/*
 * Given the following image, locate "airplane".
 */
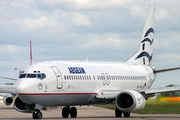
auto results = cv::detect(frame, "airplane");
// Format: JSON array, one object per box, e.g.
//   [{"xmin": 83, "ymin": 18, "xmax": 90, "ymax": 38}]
[
  {"xmin": 0, "ymin": 41, "xmax": 33, "ymax": 106},
  {"xmin": 0, "ymin": 83, "xmax": 16, "ymax": 105},
  {"xmin": 0, "ymin": 76, "xmax": 17, "ymax": 106},
  {"xmin": 13, "ymin": 4, "xmax": 180, "ymax": 119}
]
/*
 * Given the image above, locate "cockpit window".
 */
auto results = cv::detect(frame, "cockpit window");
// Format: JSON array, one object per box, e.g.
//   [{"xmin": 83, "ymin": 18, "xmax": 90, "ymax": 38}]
[
  {"xmin": 19, "ymin": 73, "xmax": 46, "ymax": 80},
  {"xmin": 37, "ymin": 73, "xmax": 46, "ymax": 80},
  {"xmin": 27, "ymin": 74, "xmax": 37, "ymax": 78},
  {"xmin": 19, "ymin": 74, "xmax": 26, "ymax": 78}
]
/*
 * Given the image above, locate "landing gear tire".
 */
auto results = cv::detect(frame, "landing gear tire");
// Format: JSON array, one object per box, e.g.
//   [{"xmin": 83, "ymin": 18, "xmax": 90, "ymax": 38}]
[
  {"xmin": 115, "ymin": 108, "xmax": 122, "ymax": 117},
  {"xmin": 70, "ymin": 107, "xmax": 77, "ymax": 118},
  {"xmin": 123, "ymin": 112, "xmax": 130, "ymax": 117},
  {"xmin": 32, "ymin": 110, "xmax": 42, "ymax": 119},
  {"xmin": 62, "ymin": 106, "xmax": 77, "ymax": 118},
  {"xmin": 62, "ymin": 107, "xmax": 69, "ymax": 118}
]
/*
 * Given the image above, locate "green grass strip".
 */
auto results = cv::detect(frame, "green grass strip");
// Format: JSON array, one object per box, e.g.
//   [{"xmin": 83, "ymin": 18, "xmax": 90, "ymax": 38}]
[{"xmin": 95, "ymin": 98, "xmax": 180, "ymax": 114}]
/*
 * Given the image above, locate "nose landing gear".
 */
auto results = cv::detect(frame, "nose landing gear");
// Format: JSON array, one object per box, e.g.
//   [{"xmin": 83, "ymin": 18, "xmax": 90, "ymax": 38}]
[{"xmin": 32, "ymin": 110, "xmax": 42, "ymax": 119}]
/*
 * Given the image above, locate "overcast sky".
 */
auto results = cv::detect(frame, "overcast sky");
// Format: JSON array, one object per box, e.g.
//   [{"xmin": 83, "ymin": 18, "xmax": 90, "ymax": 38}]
[{"xmin": 0, "ymin": 0, "xmax": 180, "ymax": 88}]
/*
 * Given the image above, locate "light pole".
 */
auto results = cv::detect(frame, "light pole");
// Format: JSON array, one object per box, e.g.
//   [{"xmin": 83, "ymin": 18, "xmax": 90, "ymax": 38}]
[{"xmin": 14, "ymin": 68, "xmax": 18, "ymax": 78}]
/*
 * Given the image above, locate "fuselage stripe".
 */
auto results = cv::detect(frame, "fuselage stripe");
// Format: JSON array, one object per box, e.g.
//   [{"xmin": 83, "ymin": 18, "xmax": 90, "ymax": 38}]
[{"xmin": 18, "ymin": 93, "xmax": 97, "ymax": 95}]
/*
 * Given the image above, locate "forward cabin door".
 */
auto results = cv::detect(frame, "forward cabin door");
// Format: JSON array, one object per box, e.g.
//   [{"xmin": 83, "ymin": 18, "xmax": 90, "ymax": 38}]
[
  {"xmin": 102, "ymin": 73, "xmax": 110, "ymax": 85},
  {"xmin": 51, "ymin": 66, "xmax": 63, "ymax": 89}
]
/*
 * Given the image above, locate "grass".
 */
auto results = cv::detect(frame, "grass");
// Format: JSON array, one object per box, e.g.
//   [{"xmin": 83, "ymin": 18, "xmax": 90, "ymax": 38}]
[{"xmin": 95, "ymin": 98, "xmax": 180, "ymax": 114}]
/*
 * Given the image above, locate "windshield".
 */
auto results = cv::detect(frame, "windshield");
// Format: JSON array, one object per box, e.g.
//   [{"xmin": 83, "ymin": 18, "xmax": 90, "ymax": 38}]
[
  {"xmin": 37, "ymin": 74, "xmax": 46, "ymax": 80},
  {"xmin": 19, "ymin": 74, "xmax": 26, "ymax": 78},
  {"xmin": 27, "ymin": 74, "xmax": 37, "ymax": 78},
  {"xmin": 19, "ymin": 73, "xmax": 46, "ymax": 80}
]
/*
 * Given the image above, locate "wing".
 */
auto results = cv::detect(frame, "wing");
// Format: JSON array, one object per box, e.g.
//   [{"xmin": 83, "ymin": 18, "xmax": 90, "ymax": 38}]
[
  {"xmin": 0, "ymin": 76, "xmax": 17, "ymax": 81},
  {"xmin": 154, "ymin": 67, "xmax": 180, "ymax": 73},
  {"xmin": 0, "ymin": 85, "xmax": 17, "ymax": 95},
  {"xmin": 96, "ymin": 86, "xmax": 180, "ymax": 100}
]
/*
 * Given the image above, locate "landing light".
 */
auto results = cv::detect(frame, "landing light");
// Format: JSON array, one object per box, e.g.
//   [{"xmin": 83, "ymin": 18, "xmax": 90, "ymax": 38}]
[{"xmin": 98, "ymin": 92, "xmax": 103, "ymax": 96}]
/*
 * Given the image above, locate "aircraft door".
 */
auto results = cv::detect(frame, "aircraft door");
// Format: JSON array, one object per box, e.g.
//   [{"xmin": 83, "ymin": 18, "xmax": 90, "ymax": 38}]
[
  {"xmin": 105, "ymin": 73, "xmax": 110, "ymax": 85},
  {"xmin": 51, "ymin": 66, "xmax": 63, "ymax": 89},
  {"xmin": 102, "ymin": 73, "xmax": 110, "ymax": 85}
]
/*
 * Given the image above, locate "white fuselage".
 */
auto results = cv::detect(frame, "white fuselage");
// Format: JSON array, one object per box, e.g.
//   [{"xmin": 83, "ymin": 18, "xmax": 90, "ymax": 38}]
[{"xmin": 16, "ymin": 61, "xmax": 156, "ymax": 106}]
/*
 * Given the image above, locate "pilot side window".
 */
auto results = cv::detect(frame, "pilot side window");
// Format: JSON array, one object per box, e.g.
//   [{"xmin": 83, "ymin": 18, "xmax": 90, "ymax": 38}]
[
  {"xmin": 19, "ymin": 74, "xmax": 26, "ymax": 78},
  {"xmin": 37, "ymin": 73, "xmax": 46, "ymax": 80}
]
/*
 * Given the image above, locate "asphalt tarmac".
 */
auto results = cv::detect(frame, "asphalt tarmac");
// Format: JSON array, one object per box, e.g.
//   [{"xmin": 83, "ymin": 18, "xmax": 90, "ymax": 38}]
[{"xmin": 0, "ymin": 101, "xmax": 180, "ymax": 120}]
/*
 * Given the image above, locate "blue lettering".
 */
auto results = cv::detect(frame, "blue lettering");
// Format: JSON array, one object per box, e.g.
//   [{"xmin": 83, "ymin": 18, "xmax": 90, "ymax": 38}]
[
  {"xmin": 68, "ymin": 67, "xmax": 86, "ymax": 74},
  {"xmin": 68, "ymin": 67, "xmax": 73, "ymax": 74},
  {"xmin": 80, "ymin": 68, "xmax": 85, "ymax": 74}
]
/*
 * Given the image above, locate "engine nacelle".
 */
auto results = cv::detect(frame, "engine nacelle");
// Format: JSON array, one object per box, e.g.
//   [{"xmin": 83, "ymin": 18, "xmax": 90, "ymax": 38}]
[
  {"xmin": 115, "ymin": 90, "xmax": 146, "ymax": 112},
  {"xmin": 13, "ymin": 96, "xmax": 35, "ymax": 113},
  {"xmin": 3, "ymin": 96, "xmax": 13, "ymax": 106}
]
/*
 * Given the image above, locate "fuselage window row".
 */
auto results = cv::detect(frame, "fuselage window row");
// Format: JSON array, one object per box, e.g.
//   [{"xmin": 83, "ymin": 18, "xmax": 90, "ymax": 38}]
[
  {"xmin": 64, "ymin": 75, "xmax": 92, "ymax": 80},
  {"xmin": 97, "ymin": 75, "xmax": 146, "ymax": 80},
  {"xmin": 64, "ymin": 75, "xmax": 146, "ymax": 81}
]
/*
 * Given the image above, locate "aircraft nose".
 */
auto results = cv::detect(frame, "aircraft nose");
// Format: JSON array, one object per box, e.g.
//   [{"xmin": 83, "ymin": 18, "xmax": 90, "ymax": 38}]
[{"xmin": 16, "ymin": 79, "xmax": 33, "ymax": 94}]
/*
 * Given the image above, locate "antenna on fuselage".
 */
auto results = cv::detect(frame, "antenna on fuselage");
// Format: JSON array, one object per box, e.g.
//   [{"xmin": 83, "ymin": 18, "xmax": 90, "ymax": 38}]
[{"xmin": 30, "ymin": 41, "xmax": 33, "ymax": 66}]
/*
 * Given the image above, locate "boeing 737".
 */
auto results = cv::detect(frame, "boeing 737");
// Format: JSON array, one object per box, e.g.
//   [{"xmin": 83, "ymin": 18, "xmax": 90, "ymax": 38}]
[
  {"xmin": 0, "ymin": 41, "xmax": 33, "ymax": 106},
  {"xmin": 14, "ymin": 4, "xmax": 180, "ymax": 119},
  {"xmin": 0, "ymin": 84, "xmax": 16, "ymax": 105}
]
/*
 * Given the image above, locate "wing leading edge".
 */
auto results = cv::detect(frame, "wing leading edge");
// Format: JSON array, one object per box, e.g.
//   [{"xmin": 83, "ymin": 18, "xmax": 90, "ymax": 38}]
[
  {"xmin": 96, "ymin": 86, "xmax": 180, "ymax": 100},
  {"xmin": 154, "ymin": 67, "xmax": 180, "ymax": 73}
]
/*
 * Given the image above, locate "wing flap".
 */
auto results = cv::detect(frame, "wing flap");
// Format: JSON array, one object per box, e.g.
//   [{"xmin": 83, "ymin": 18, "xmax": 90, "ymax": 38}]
[{"xmin": 143, "ymin": 86, "xmax": 180, "ymax": 94}]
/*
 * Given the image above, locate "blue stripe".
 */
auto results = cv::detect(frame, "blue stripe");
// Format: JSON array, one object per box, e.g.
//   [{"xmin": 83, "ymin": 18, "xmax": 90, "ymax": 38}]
[
  {"xmin": 135, "ymin": 52, "xmax": 153, "ymax": 62},
  {"xmin": 141, "ymin": 38, "xmax": 154, "ymax": 45},
  {"xmin": 144, "ymin": 28, "xmax": 154, "ymax": 37}
]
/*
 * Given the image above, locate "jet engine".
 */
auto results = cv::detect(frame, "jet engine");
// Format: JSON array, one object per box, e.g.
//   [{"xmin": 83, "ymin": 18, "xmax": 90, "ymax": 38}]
[
  {"xmin": 3, "ymin": 96, "xmax": 13, "ymax": 106},
  {"xmin": 115, "ymin": 90, "xmax": 146, "ymax": 112},
  {"xmin": 13, "ymin": 96, "xmax": 35, "ymax": 113}
]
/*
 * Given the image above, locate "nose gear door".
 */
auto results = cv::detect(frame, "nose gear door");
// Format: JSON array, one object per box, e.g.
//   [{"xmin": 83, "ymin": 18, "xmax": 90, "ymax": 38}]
[{"xmin": 51, "ymin": 66, "xmax": 63, "ymax": 89}]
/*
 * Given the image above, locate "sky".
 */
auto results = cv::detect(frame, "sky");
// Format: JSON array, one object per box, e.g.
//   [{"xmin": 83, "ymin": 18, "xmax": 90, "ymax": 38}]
[{"xmin": 0, "ymin": 0, "xmax": 180, "ymax": 88}]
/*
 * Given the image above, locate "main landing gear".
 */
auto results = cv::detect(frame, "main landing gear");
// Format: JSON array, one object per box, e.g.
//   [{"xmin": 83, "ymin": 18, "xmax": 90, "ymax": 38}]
[
  {"xmin": 32, "ymin": 106, "xmax": 77, "ymax": 119},
  {"xmin": 115, "ymin": 108, "xmax": 131, "ymax": 118},
  {"xmin": 62, "ymin": 106, "xmax": 77, "ymax": 118}
]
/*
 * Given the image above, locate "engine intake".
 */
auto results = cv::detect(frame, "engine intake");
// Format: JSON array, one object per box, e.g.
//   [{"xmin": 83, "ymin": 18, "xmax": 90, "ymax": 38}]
[
  {"xmin": 115, "ymin": 90, "xmax": 146, "ymax": 112},
  {"xmin": 3, "ymin": 97, "xmax": 13, "ymax": 106},
  {"xmin": 13, "ymin": 96, "xmax": 35, "ymax": 113}
]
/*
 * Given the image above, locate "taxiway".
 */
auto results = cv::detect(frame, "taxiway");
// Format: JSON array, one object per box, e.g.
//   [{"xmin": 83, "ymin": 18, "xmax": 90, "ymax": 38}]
[{"xmin": 0, "ymin": 101, "xmax": 180, "ymax": 120}]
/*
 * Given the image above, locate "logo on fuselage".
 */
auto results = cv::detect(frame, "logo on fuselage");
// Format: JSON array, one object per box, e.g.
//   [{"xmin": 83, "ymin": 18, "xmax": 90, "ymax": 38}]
[
  {"xmin": 68, "ymin": 67, "xmax": 86, "ymax": 74},
  {"xmin": 38, "ymin": 83, "xmax": 43, "ymax": 90}
]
